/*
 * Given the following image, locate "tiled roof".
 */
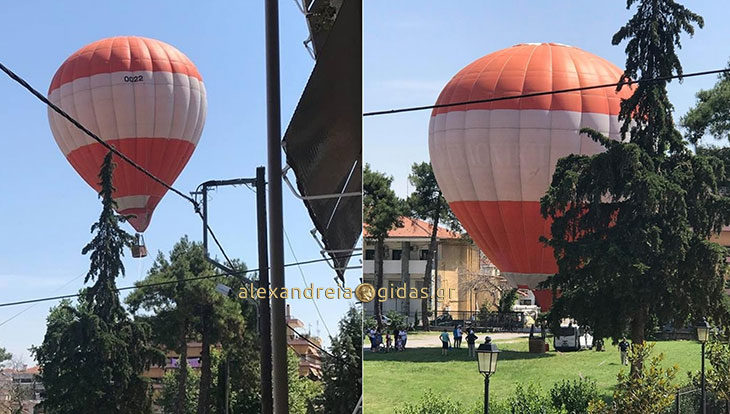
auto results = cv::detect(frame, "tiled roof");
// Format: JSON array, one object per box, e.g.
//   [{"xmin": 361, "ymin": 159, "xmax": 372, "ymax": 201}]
[{"xmin": 364, "ymin": 217, "xmax": 461, "ymax": 239}]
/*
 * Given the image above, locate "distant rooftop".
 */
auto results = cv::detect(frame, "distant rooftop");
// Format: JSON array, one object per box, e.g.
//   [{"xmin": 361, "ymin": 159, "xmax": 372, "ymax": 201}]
[{"xmin": 364, "ymin": 217, "xmax": 461, "ymax": 240}]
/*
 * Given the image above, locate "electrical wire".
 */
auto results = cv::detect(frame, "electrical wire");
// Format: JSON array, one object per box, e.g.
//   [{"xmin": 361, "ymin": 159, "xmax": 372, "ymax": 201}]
[
  {"xmin": 0, "ymin": 61, "xmax": 199, "ymax": 208},
  {"xmin": 0, "ymin": 272, "xmax": 85, "ymax": 328},
  {"xmin": 287, "ymin": 323, "xmax": 336, "ymax": 359},
  {"xmin": 0, "ymin": 59, "xmax": 357, "ymax": 367},
  {"xmin": 284, "ymin": 228, "xmax": 333, "ymax": 339},
  {"xmin": 363, "ymin": 67, "xmax": 730, "ymax": 117},
  {"xmin": 0, "ymin": 254, "xmax": 361, "ymax": 309}
]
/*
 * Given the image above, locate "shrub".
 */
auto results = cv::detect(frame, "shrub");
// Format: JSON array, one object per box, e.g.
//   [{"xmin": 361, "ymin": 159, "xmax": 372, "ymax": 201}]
[
  {"xmin": 498, "ymin": 288, "xmax": 518, "ymax": 313},
  {"xmin": 385, "ymin": 310, "xmax": 408, "ymax": 330},
  {"xmin": 590, "ymin": 343, "xmax": 678, "ymax": 413},
  {"xmin": 394, "ymin": 389, "xmax": 481, "ymax": 414},
  {"xmin": 550, "ymin": 378, "xmax": 599, "ymax": 414},
  {"xmin": 364, "ymin": 316, "xmax": 377, "ymax": 332}
]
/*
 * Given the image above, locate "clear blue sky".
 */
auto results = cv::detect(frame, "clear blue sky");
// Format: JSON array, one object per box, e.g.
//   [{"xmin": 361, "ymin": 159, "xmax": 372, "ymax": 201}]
[
  {"xmin": 364, "ymin": 1, "xmax": 730, "ymax": 197},
  {"xmin": 0, "ymin": 1, "xmax": 359, "ymax": 361}
]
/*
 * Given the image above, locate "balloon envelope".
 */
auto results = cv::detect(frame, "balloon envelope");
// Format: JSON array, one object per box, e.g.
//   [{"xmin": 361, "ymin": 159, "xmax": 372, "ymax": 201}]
[
  {"xmin": 429, "ymin": 43, "xmax": 631, "ymax": 289},
  {"xmin": 48, "ymin": 36, "xmax": 207, "ymax": 232}
]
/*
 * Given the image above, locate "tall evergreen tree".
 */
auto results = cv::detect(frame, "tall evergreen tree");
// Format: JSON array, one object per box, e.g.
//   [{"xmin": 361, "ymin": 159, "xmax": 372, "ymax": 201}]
[
  {"xmin": 364, "ymin": 164, "xmax": 405, "ymax": 330},
  {"xmin": 540, "ymin": 0, "xmax": 730, "ymax": 357},
  {"xmin": 407, "ymin": 162, "xmax": 461, "ymax": 329},
  {"xmin": 33, "ymin": 152, "xmax": 161, "ymax": 413},
  {"xmin": 319, "ymin": 305, "xmax": 362, "ymax": 413}
]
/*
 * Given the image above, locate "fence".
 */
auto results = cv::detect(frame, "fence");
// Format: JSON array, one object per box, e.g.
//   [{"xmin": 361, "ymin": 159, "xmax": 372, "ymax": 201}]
[
  {"xmin": 430, "ymin": 310, "xmax": 525, "ymax": 331},
  {"xmin": 667, "ymin": 387, "xmax": 729, "ymax": 414}
]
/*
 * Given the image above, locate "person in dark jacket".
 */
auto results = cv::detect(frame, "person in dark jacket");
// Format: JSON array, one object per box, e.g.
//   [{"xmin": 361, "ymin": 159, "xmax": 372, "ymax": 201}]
[{"xmin": 466, "ymin": 328, "xmax": 479, "ymax": 357}]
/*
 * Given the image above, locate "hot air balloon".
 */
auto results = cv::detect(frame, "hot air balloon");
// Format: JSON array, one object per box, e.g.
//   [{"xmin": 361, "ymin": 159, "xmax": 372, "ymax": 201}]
[
  {"xmin": 428, "ymin": 43, "xmax": 632, "ymax": 310},
  {"xmin": 48, "ymin": 36, "xmax": 207, "ymax": 256}
]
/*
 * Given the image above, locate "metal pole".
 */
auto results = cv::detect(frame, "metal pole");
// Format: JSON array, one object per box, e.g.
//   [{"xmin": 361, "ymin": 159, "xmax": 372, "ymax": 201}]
[
  {"xmin": 484, "ymin": 375, "xmax": 489, "ymax": 414},
  {"xmin": 265, "ymin": 0, "xmax": 288, "ymax": 411},
  {"xmin": 702, "ymin": 341, "xmax": 706, "ymax": 414},
  {"xmin": 256, "ymin": 166, "xmax": 273, "ymax": 414},
  {"xmin": 675, "ymin": 391, "xmax": 679, "ymax": 414},
  {"xmin": 202, "ymin": 185, "xmax": 208, "ymax": 250},
  {"xmin": 224, "ymin": 354, "xmax": 230, "ymax": 414}
]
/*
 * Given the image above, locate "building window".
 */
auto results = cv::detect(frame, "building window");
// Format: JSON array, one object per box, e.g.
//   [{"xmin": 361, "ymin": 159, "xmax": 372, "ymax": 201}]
[
  {"xmin": 392, "ymin": 249, "xmax": 402, "ymax": 260},
  {"xmin": 420, "ymin": 249, "xmax": 430, "ymax": 260},
  {"xmin": 365, "ymin": 249, "xmax": 375, "ymax": 260}
]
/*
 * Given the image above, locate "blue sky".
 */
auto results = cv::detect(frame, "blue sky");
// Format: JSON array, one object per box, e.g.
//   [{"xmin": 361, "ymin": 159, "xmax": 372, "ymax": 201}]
[
  {"xmin": 0, "ymin": 1, "xmax": 359, "ymax": 360},
  {"xmin": 364, "ymin": 1, "xmax": 730, "ymax": 197}
]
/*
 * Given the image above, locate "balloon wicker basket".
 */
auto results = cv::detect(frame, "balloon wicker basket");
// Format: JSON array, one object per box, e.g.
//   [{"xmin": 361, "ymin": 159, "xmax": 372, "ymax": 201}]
[{"xmin": 131, "ymin": 234, "xmax": 147, "ymax": 258}]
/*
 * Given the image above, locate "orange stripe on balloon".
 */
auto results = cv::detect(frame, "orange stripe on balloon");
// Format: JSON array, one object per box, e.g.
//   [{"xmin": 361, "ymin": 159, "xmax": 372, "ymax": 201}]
[
  {"xmin": 432, "ymin": 43, "xmax": 631, "ymax": 116},
  {"xmin": 449, "ymin": 200, "xmax": 558, "ymax": 276},
  {"xmin": 66, "ymin": 138, "xmax": 196, "ymax": 232},
  {"xmin": 49, "ymin": 36, "xmax": 203, "ymax": 93}
]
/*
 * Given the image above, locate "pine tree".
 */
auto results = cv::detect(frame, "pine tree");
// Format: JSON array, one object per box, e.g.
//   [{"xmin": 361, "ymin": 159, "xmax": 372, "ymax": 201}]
[
  {"xmin": 33, "ymin": 152, "xmax": 161, "ymax": 413},
  {"xmin": 407, "ymin": 162, "xmax": 461, "ymax": 330},
  {"xmin": 540, "ymin": 0, "xmax": 730, "ymax": 359},
  {"xmin": 364, "ymin": 164, "xmax": 405, "ymax": 330}
]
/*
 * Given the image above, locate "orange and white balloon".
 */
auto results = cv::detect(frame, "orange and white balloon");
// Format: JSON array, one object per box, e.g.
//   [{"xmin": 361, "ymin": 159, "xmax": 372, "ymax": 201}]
[
  {"xmin": 429, "ymin": 43, "xmax": 631, "ymax": 306},
  {"xmin": 48, "ymin": 36, "xmax": 206, "ymax": 232}
]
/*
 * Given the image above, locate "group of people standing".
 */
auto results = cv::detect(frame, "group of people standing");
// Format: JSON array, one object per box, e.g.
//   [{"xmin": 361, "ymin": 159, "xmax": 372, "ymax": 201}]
[
  {"xmin": 367, "ymin": 327, "xmax": 408, "ymax": 352},
  {"xmin": 439, "ymin": 325, "xmax": 479, "ymax": 356}
]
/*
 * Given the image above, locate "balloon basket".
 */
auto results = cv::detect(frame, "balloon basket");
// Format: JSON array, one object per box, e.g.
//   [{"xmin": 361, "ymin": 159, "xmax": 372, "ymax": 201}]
[{"xmin": 131, "ymin": 234, "xmax": 147, "ymax": 258}]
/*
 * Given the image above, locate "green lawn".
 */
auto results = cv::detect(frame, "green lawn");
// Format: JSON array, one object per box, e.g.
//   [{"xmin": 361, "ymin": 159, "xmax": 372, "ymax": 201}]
[{"xmin": 363, "ymin": 338, "xmax": 702, "ymax": 413}]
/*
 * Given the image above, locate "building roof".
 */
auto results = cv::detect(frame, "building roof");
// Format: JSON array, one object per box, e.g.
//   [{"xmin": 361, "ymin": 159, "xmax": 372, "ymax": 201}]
[{"xmin": 364, "ymin": 217, "xmax": 461, "ymax": 240}]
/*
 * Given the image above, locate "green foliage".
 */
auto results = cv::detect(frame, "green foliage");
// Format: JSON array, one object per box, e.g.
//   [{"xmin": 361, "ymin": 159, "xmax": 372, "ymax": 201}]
[
  {"xmin": 406, "ymin": 162, "xmax": 460, "ymax": 232},
  {"xmin": 126, "ymin": 237, "xmax": 251, "ymax": 413},
  {"xmin": 33, "ymin": 153, "xmax": 161, "ymax": 414},
  {"xmin": 363, "ymin": 164, "xmax": 404, "ymax": 241},
  {"xmin": 288, "ymin": 349, "xmax": 322, "ymax": 414},
  {"xmin": 706, "ymin": 339, "xmax": 730, "ymax": 402},
  {"xmin": 540, "ymin": 0, "xmax": 730, "ymax": 346},
  {"xmin": 364, "ymin": 164, "xmax": 405, "ymax": 329},
  {"xmin": 477, "ymin": 302, "xmax": 491, "ymax": 326},
  {"xmin": 385, "ymin": 310, "xmax": 408, "ymax": 330},
  {"xmin": 364, "ymin": 316, "xmax": 377, "ymax": 332},
  {"xmin": 407, "ymin": 162, "xmax": 462, "ymax": 329},
  {"xmin": 498, "ymin": 289, "xmax": 518, "ymax": 313},
  {"xmin": 320, "ymin": 305, "xmax": 362, "ymax": 414},
  {"xmin": 394, "ymin": 389, "xmax": 480, "ymax": 414},
  {"xmin": 592, "ymin": 343, "xmax": 678, "ymax": 413},
  {"xmin": 549, "ymin": 378, "xmax": 599, "ymax": 414},
  {"xmin": 612, "ymin": 0, "xmax": 703, "ymax": 156},
  {"xmin": 498, "ymin": 383, "xmax": 560, "ymax": 414},
  {"xmin": 682, "ymin": 67, "xmax": 730, "ymax": 144},
  {"xmin": 81, "ymin": 152, "xmax": 135, "ymax": 322},
  {"xmin": 0, "ymin": 347, "xmax": 11, "ymax": 366},
  {"xmin": 159, "ymin": 366, "xmax": 201, "ymax": 414}
]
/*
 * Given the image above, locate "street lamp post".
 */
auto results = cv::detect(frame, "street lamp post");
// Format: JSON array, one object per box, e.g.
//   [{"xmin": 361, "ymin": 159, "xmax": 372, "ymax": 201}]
[
  {"xmin": 476, "ymin": 336, "xmax": 500, "ymax": 414},
  {"xmin": 697, "ymin": 318, "xmax": 711, "ymax": 414}
]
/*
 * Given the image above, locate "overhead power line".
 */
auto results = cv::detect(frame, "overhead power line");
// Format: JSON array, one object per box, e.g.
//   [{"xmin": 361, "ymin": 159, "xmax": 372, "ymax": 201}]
[
  {"xmin": 0, "ymin": 61, "xmax": 199, "ymax": 208},
  {"xmin": 0, "ymin": 253, "xmax": 362, "ymax": 309},
  {"xmin": 363, "ymin": 68, "xmax": 730, "ymax": 117},
  {"xmin": 286, "ymin": 322, "xmax": 336, "ymax": 360},
  {"xmin": 284, "ymin": 228, "xmax": 333, "ymax": 339}
]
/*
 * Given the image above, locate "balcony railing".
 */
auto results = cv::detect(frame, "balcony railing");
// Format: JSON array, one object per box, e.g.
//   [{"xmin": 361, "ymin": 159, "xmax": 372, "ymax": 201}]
[{"xmin": 363, "ymin": 259, "xmax": 428, "ymax": 275}]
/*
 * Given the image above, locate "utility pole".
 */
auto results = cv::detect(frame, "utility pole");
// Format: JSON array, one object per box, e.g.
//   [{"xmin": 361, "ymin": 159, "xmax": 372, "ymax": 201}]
[
  {"xmin": 265, "ymin": 0, "xmax": 288, "ymax": 412},
  {"xmin": 257, "ymin": 167, "xmax": 274, "ymax": 414}
]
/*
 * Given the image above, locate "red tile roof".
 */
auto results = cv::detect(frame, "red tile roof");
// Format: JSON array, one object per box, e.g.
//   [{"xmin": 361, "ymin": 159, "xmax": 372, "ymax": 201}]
[{"xmin": 364, "ymin": 217, "xmax": 461, "ymax": 240}]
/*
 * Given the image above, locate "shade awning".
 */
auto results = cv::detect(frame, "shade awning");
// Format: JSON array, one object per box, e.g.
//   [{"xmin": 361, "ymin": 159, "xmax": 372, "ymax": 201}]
[{"xmin": 282, "ymin": 0, "xmax": 362, "ymax": 282}]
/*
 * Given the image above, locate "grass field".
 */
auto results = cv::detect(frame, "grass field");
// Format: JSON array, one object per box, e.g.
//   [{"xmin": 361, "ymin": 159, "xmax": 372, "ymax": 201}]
[{"xmin": 363, "ymin": 336, "xmax": 702, "ymax": 413}]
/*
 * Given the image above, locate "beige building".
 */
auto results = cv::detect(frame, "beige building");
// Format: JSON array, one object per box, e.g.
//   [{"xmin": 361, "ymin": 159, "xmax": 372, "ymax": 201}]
[
  {"xmin": 286, "ymin": 305, "xmax": 323, "ymax": 379},
  {"xmin": 363, "ymin": 217, "xmax": 502, "ymax": 323}
]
